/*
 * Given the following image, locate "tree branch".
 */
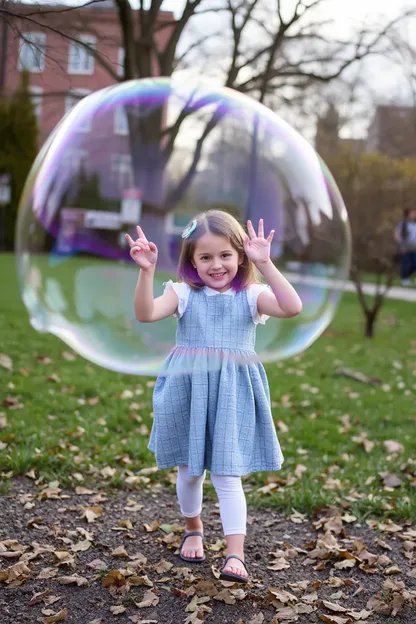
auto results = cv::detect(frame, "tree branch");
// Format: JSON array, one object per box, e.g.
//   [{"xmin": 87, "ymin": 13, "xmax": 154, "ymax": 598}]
[
  {"xmin": 158, "ymin": 0, "xmax": 203, "ymax": 76},
  {"xmin": 0, "ymin": 0, "xmax": 108, "ymax": 18}
]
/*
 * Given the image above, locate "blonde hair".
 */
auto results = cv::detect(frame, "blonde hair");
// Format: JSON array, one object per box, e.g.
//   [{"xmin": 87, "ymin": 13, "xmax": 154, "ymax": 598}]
[{"xmin": 177, "ymin": 210, "xmax": 261, "ymax": 291}]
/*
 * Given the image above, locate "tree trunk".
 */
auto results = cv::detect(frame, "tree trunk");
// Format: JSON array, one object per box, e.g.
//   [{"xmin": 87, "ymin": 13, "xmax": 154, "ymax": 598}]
[{"xmin": 365, "ymin": 310, "xmax": 377, "ymax": 338}]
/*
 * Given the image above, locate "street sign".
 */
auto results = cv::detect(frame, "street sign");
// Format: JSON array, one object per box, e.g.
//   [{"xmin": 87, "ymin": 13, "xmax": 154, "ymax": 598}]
[
  {"xmin": 84, "ymin": 211, "xmax": 121, "ymax": 230},
  {"xmin": 121, "ymin": 189, "xmax": 142, "ymax": 224}
]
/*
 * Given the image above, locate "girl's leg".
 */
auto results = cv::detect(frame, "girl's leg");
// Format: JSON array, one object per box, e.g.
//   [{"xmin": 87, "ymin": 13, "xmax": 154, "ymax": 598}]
[
  {"xmin": 176, "ymin": 465, "xmax": 206, "ymax": 559},
  {"xmin": 210, "ymin": 474, "xmax": 248, "ymax": 578}
]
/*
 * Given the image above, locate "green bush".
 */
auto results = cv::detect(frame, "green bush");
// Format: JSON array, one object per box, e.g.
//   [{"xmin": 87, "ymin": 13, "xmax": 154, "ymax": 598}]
[{"xmin": 0, "ymin": 70, "xmax": 38, "ymax": 249}]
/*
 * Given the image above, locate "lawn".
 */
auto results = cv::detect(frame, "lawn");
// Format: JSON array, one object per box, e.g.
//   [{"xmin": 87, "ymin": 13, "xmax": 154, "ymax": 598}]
[{"xmin": 1, "ymin": 252, "xmax": 415, "ymax": 521}]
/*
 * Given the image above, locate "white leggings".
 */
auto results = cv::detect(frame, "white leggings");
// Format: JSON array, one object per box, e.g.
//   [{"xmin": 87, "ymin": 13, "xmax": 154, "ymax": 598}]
[{"xmin": 176, "ymin": 465, "xmax": 247, "ymax": 536}]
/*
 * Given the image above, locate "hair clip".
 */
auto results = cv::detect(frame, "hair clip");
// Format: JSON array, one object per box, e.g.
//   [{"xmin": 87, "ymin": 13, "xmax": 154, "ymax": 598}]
[{"xmin": 181, "ymin": 219, "xmax": 197, "ymax": 239}]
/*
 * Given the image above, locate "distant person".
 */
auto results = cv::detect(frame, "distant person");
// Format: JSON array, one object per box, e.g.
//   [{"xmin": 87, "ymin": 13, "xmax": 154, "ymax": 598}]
[{"xmin": 394, "ymin": 209, "xmax": 416, "ymax": 286}]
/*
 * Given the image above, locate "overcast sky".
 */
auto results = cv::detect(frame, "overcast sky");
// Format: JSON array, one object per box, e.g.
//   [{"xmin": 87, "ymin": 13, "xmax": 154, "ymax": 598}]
[
  {"xmin": 29, "ymin": 0, "xmax": 416, "ymax": 137},
  {"xmin": 161, "ymin": 0, "xmax": 416, "ymax": 137}
]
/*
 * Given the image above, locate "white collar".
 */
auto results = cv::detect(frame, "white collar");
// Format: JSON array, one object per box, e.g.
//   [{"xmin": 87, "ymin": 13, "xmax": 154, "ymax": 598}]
[{"xmin": 203, "ymin": 285, "xmax": 234, "ymax": 296}]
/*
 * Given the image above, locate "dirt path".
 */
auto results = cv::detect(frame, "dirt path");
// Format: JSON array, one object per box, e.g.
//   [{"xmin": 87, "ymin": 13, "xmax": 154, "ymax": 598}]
[{"xmin": 0, "ymin": 478, "xmax": 415, "ymax": 624}]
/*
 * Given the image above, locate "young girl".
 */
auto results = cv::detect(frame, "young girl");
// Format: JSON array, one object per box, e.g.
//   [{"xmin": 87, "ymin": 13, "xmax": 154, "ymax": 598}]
[{"xmin": 125, "ymin": 210, "xmax": 302, "ymax": 584}]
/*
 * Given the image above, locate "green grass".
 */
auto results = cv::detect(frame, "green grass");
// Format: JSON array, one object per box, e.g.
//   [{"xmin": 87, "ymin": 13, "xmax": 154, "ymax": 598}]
[
  {"xmin": 357, "ymin": 270, "xmax": 416, "ymax": 288},
  {"xmin": 1, "ymin": 253, "xmax": 415, "ymax": 521}
]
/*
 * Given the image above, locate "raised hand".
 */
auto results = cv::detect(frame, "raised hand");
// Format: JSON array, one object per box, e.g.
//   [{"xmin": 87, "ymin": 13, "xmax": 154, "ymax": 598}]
[
  {"xmin": 125, "ymin": 225, "xmax": 158, "ymax": 270},
  {"xmin": 244, "ymin": 219, "xmax": 275, "ymax": 265}
]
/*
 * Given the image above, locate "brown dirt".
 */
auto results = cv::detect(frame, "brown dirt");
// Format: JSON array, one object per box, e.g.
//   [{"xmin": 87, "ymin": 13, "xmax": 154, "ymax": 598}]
[{"xmin": 0, "ymin": 477, "xmax": 415, "ymax": 624}]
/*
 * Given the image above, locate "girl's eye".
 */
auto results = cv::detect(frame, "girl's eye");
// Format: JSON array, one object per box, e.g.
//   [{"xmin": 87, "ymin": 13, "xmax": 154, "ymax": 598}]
[{"xmin": 222, "ymin": 254, "xmax": 231, "ymax": 258}]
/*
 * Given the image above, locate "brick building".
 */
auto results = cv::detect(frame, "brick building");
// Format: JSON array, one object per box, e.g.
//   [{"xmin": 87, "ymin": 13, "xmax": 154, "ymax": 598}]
[
  {"xmin": 0, "ymin": 1, "xmax": 173, "ymax": 178},
  {"xmin": 0, "ymin": 1, "xmax": 182, "ymax": 267},
  {"xmin": 366, "ymin": 105, "xmax": 416, "ymax": 158}
]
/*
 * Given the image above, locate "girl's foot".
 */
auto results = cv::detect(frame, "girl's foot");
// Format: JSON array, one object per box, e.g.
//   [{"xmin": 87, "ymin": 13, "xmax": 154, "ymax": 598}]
[
  {"xmin": 180, "ymin": 524, "xmax": 204, "ymax": 560},
  {"xmin": 180, "ymin": 533, "xmax": 204, "ymax": 559},
  {"xmin": 222, "ymin": 555, "xmax": 248, "ymax": 579}
]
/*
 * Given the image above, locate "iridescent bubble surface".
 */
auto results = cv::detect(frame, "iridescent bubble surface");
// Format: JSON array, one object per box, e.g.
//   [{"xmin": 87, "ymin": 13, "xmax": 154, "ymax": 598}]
[{"xmin": 16, "ymin": 77, "xmax": 351, "ymax": 376}]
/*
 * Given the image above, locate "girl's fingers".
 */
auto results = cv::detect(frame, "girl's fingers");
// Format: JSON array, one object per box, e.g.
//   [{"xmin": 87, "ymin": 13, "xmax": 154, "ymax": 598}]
[
  {"xmin": 148, "ymin": 242, "xmax": 157, "ymax": 252},
  {"xmin": 136, "ymin": 224, "xmax": 147, "ymax": 241},
  {"xmin": 247, "ymin": 220, "xmax": 256, "ymax": 239},
  {"xmin": 124, "ymin": 233, "xmax": 135, "ymax": 248},
  {"xmin": 267, "ymin": 230, "xmax": 275, "ymax": 243},
  {"xmin": 258, "ymin": 218, "xmax": 264, "ymax": 239}
]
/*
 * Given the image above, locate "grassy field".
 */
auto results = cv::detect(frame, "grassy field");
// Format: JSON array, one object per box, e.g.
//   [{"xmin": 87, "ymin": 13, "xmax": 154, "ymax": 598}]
[{"xmin": 1, "ymin": 252, "xmax": 415, "ymax": 521}]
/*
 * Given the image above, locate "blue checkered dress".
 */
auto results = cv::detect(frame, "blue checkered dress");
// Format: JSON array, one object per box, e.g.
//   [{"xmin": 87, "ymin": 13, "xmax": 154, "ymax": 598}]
[{"xmin": 147, "ymin": 287, "xmax": 284, "ymax": 476}]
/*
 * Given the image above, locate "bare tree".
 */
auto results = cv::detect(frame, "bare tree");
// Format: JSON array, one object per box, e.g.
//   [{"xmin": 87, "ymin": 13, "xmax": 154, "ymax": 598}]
[
  {"xmin": 2, "ymin": 0, "xmax": 416, "ymax": 270},
  {"xmin": 3, "ymin": 0, "xmax": 416, "ymax": 99},
  {"xmin": 329, "ymin": 144, "xmax": 416, "ymax": 337}
]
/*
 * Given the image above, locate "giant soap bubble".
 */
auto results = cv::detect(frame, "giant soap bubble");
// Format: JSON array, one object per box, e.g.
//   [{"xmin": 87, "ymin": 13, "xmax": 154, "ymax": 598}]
[{"xmin": 16, "ymin": 77, "xmax": 350, "ymax": 376}]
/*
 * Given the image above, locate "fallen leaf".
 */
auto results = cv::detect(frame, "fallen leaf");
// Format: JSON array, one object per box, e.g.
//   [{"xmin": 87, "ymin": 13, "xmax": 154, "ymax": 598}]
[
  {"xmin": 111, "ymin": 546, "xmax": 129, "ymax": 558},
  {"xmin": 134, "ymin": 589, "xmax": 160, "ymax": 608},
  {"xmin": 318, "ymin": 615, "xmax": 350, "ymax": 624},
  {"xmin": 0, "ymin": 354, "xmax": 12, "ymax": 370},
  {"xmin": 154, "ymin": 559, "xmax": 174, "ymax": 574},
  {"xmin": 143, "ymin": 520, "xmax": 161, "ymax": 533},
  {"xmin": 213, "ymin": 588, "xmax": 236, "ymax": 605},
  {"xmin": 110, "ymin": 605, "xmax": 126, "ymax": 614},
  {"xmin": 71, "ymin": 540, "xmax": 92, "ymax": 553},
  {"xmin": 322, "ymin": 601, "xmax": 348, "ymax": 613},
  {"xmin": 39, "ymin": 608, "xmax": 68, "ymax": 623},
  {"xmin": 383, "ymin": 565, "xmax": 402, "ymax": 575},
  {"xmin": 383, "ymin": 440, "xmax": 404, "ymax": 454},
  {"xmin": 379, "ymin": 472, "xmax": 402, "ymax": 488},
  {"xmin": 102, "ymin": 570, "xmax": 127, "ymax": 588},
  {"xmin": 58, "ymin": 575, "xmax": 89, "ymax": 587}
]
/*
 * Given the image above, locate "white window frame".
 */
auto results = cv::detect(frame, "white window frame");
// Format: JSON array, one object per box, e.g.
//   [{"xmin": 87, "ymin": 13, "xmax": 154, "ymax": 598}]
[
  {"xmin": 68, "ymin": 34, "xmax": 96, "ymax": 75},
  {"xmin": 117, "ymin": 47, "xmax": 125, "ymax": 77},
  {"xmin": 114, "ymin": 105, "xmax": 129, "ymax": 135},
  {"xmin": 65, "ymin": 89, "xmax": 92, "ymax": 132},
  {"xmin": 111, "ymin": 153, "xmax": 134, "ymax": 190},
  {"xmin": 19, "ymin": 32, "xmax": 46, "ymax": 73},
  {"xmin": 29, "ymin": 86, "xmax": 43, "ymax": 122}
]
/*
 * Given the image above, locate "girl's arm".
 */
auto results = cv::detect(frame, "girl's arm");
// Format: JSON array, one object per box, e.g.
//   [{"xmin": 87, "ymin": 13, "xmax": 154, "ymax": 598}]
[
  {"xmin": 243, "ymin": 220, "xmax": 302, "ymax": 319},
  {"xmin": 134, "ymin": 267, "xmax": 179, "ymax": 322},
  {"xmin": 255, "ymin": 260, "xmax": 303, "ymax": 318}
]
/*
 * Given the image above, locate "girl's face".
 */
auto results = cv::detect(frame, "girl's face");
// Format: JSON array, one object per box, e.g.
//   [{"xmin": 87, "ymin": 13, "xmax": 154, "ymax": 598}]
[{"xmin": 191, "ymin": 233, "xmax": 242, "ymax": 292}]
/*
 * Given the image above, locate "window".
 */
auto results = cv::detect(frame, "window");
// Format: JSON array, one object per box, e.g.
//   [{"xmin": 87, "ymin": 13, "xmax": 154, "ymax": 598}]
[
  {"xmin": 60, "ymin": 150, "xmax": 89, "ymax": 180},
  {"xmin": 67, "ymin": 149, "xmax": 89, "ymax": 174},
  {"xmin": 68, "ymin": 35, "xmax": 96, "ymax": 75},
  {"xmin": 19, "ymin": 33, "xmax": 46, "ymax": 72},
  {"xmin": 65, "ymin": 89, "xmax": 91, "ymax": 132},
  {"xmin": 29, "ymin": 86, "xmax": 43, "ymax": 122},
  {"xmin": 114, "ymin": 106, "xmax": 129, "ymax": 135},
  {"xmin": 111, "ymin": 154, "xmax": 134, "ymax": 190},
  {"xmin": 117, "ymin": 47, "xmax": 125, "ymax": 77}
]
